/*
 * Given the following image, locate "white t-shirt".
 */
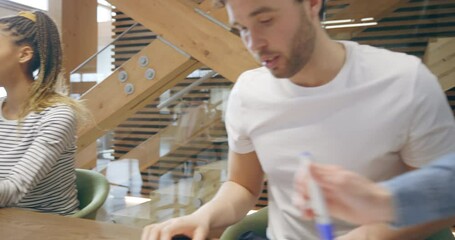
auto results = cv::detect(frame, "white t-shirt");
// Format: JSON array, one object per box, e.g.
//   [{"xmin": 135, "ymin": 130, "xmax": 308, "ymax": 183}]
[{"xmin": 225, "ymin": 41, "xmax": 455, "ymax": 240}]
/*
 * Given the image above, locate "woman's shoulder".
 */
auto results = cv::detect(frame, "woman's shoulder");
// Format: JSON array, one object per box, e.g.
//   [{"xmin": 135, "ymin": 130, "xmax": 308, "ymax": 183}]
[{"xmin": 37, "ymin": 104, "xmax": 76, "ymax": 121}]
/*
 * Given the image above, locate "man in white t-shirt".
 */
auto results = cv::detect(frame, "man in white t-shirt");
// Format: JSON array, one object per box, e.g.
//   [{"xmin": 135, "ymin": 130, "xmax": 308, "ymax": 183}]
[{"xmin": 142, "ymin": 0, "xmax": 455, "ymax": 239}]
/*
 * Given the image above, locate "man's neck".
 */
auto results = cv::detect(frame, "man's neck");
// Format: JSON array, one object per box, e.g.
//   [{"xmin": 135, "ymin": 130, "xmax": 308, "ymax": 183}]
[{"xmin": 290, "ymin": 36, "xmax": 346, "ymax": 87}]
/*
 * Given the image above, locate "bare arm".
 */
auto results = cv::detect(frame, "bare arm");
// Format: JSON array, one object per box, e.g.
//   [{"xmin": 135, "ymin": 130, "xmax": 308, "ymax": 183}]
[
  {"xmin": 190, "ymin": 150, "xmax": 264, "ymax": 230},
  {"xmin": 142, "ymin": 150, "xmax": 264, "ymax": 240}
]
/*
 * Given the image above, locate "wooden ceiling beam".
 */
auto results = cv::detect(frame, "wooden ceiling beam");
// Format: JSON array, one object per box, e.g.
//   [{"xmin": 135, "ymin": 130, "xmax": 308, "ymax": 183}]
[
  {"xmin": 107, "ymin": 0, "xmax": 258, "ymax": 82},
  {"xmin": 424, "ymin": 37, "xmax": 455, "ymax": 91}
]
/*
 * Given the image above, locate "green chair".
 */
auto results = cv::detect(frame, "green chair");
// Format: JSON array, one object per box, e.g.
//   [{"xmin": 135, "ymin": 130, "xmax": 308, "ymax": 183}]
[
  {"xmin": 69, "ymin": 169, "xmax": 110, "ymax": 220},
  {"xmin": 220, "ymin": 207, "xmax": 455, "ymax": 240},
  {"xmin": 220, "ymin": 207, "xmax": 268, "ymax": 240},
  {"xmin": 427, "ymin": 229, "xmax": 455, "ymax": 240}
]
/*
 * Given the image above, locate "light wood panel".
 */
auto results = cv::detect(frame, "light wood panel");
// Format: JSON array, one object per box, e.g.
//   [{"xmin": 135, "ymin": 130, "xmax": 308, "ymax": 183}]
[
  {"xmin": 424, "ymin": 37, "xmax": 455, "ymax": 91},
  {"xmin": 60, "ymin": 0, "xmax": 98, "ymax": 81}
]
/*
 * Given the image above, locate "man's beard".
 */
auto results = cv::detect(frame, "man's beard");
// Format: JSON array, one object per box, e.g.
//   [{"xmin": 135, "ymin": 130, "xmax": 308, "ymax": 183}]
[{"xmin": 270, "ymin": 12, "xmax": 316, "ymax": 79}]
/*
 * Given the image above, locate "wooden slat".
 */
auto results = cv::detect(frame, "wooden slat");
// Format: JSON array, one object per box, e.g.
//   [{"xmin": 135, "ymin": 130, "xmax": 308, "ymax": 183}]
[
  {"xmin": 424, "ymin": 37, "xmax": 455, "ymax": 91},
  {"xmin": 327, "ymin": 0, "xmax": 403, "ymax": 39},
  {"xmin": 397, "ymin": 0, "xmax": 455, "ymax": 8},
  {"xmin": 114, "ymin": 25, "xmax": 151, "ymax": 33},
  {"xmin": 354, "ymin": 26, "xmax": 455, "ymax": 39},
  {"xmin": 382, "ymin": 7, "xmax": 455, "ymax": 18}
]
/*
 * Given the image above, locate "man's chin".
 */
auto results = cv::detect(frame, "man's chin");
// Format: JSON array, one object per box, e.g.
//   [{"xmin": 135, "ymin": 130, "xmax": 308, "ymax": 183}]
[{"xmin": 267, "ymin": 68, "xmax": 291, "ymax": 79}]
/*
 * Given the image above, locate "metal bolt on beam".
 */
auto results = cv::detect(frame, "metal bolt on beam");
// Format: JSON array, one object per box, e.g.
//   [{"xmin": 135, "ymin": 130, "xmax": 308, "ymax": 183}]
[
  {"xmin": 118, "ymin": 70, "xmax": 128, "ymax": 82},
  {"xmin": 145, "ymin": 68, "xmax": 156, "ymax": 80},
  {"xmin": 139, "ymin": 56, "xmax": 149, "ymax": 67},
  {"xmin": 124, "ymin": 83, "xmax": 134, "ymax": 95}
]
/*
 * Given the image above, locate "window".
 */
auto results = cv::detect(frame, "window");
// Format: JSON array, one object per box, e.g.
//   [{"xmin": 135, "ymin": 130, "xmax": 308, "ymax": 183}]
[{"xmin": 8, "ymin": 0, "xmax": 48, "ymax": 11}]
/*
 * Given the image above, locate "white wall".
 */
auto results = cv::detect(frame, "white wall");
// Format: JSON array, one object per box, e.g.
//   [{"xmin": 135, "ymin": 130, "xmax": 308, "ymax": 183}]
[{"xmin": 8, "ymin": 0, "xmax": 47, "ymax": 10}]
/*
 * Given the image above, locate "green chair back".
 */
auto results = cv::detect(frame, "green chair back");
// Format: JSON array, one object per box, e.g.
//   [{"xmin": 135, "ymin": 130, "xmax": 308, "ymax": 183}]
[
  {"xmin": 426, "ymin": 229, "xmax": 455, "ymax": 240},
  {"xmin": 69, "ymin": 169, "xmax": 110, "ymax": 220},
  {"xmin": 220, "ymin": 207, "xmax": 268, "ymax": 240}
]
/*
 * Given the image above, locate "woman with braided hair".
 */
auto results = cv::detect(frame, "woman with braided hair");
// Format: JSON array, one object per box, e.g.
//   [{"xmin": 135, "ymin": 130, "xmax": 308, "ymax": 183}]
[{"xmin": 0, "ymin": 11, "xmax": 87, "ymax": 215}]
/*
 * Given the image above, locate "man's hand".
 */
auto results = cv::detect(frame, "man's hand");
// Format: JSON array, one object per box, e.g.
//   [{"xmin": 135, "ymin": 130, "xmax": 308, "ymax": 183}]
[
  {"xmin": 293, "ymin": 162, "xmax": 394, "ymax": 225},
  {"xmin": 142, "ymin": 214, "xmax": 210, "ymax": 240}
]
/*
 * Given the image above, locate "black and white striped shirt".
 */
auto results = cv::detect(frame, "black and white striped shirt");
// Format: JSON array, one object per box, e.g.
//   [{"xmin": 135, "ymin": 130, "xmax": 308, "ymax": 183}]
[{"xmin": 0, "ymin": 97, "xmax": 79, "ymax": 215}]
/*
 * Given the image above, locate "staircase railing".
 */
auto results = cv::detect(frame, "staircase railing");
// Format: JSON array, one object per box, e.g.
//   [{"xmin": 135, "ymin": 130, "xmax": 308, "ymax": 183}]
[{"xmin": 70, "ymin": 22, "xmax": 140, "ymax": 75}]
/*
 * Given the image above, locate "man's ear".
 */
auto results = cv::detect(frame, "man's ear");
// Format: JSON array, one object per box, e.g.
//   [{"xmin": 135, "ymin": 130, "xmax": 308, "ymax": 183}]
[
  {"xmin": 307, "ymin": 0, "xmax": 323, "ymax": 20},
  {"xmin": 18, "ymin": 45, "xmax": 34, "ymax": 64}
]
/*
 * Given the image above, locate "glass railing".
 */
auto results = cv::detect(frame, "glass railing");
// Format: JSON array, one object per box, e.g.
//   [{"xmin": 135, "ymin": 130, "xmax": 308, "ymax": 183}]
[
  {"xmin": 98, "ymin": 68, "xmax": 233, "ymax": 226},
  {"xmin": 71, "ymin": 21, "xmax": 155, "ymax": 193},
  {"xmin": 74, "ymin": 0, "xmax": 238, "ymax": 225}
]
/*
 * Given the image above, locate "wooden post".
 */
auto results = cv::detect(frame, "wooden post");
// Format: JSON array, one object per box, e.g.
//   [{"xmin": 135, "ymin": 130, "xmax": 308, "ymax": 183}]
[{"xmin": 49, "ymin": 0, "xmax": 98, "ymax": 81}]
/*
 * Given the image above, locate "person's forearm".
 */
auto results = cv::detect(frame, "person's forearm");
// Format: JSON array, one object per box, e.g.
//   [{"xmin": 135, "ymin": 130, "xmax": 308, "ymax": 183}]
[
  {"xmin": 382, "ymin": 154, "xmax": 455, "ymax": 227},
  {"xmin": 191, "ymin": 180, "xmax": 259, "ymax": 230}
]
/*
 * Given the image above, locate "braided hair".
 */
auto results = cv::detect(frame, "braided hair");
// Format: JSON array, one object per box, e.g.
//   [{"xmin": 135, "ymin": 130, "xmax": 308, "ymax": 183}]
[{"xmin": 0, "ymin": 11, "xmax": 87, "ymax": 123}]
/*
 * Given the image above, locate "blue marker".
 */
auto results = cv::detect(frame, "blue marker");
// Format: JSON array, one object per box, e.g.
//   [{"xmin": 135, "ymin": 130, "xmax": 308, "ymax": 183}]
[{"xmin": 299, "ymin": 152, "xmax": 334, "ymax": 240}]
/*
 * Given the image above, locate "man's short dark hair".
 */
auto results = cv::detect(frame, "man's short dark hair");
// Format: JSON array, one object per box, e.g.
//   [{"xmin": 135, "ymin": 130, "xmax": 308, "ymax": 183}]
[
  {"xmin": 213, "ymin": 0, "xmax": 304, "ymax": 8},
  {"xmin": 212, "ymin": 0, "xmax": 324, "ymax": 20}
]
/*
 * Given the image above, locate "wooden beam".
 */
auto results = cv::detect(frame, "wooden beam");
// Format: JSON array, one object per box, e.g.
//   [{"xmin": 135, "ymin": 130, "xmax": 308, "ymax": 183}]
[
  {"xmin": 59, "ymin": 0, "xmax": 98, "ymax": 80},
  {"xmin": 424, "ymin": 37, "xmax": 455, "ymax": 91},
  {"xmin": 77, "ymin": 39, "xmax": 202, "ymax": 151},
  {"xmin": 198, "ymin": 0, "xmax": 229, "ymax": 27},
  {"xmin": 70, "ymin": 82, "xmax": 97, "ymax": 95},
  {"xmin": 107, "ymin": 0, "xmax": 258, "ymax": 82},
  {"xmin": 75, "ymin": 141, "xmax": 97, "ymax": 169}
]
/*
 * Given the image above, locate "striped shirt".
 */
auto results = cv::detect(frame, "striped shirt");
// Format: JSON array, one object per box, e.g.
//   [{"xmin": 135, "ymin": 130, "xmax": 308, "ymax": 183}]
[{"xmin": 0, "ymin": 97, "xmax": 79, "ymax": 215}]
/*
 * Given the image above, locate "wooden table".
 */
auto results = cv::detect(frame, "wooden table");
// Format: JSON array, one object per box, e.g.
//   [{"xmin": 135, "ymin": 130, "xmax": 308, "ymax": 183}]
[{"xmin": 0, "ymin": 208, "xmax": 142, "ymax": 240}]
